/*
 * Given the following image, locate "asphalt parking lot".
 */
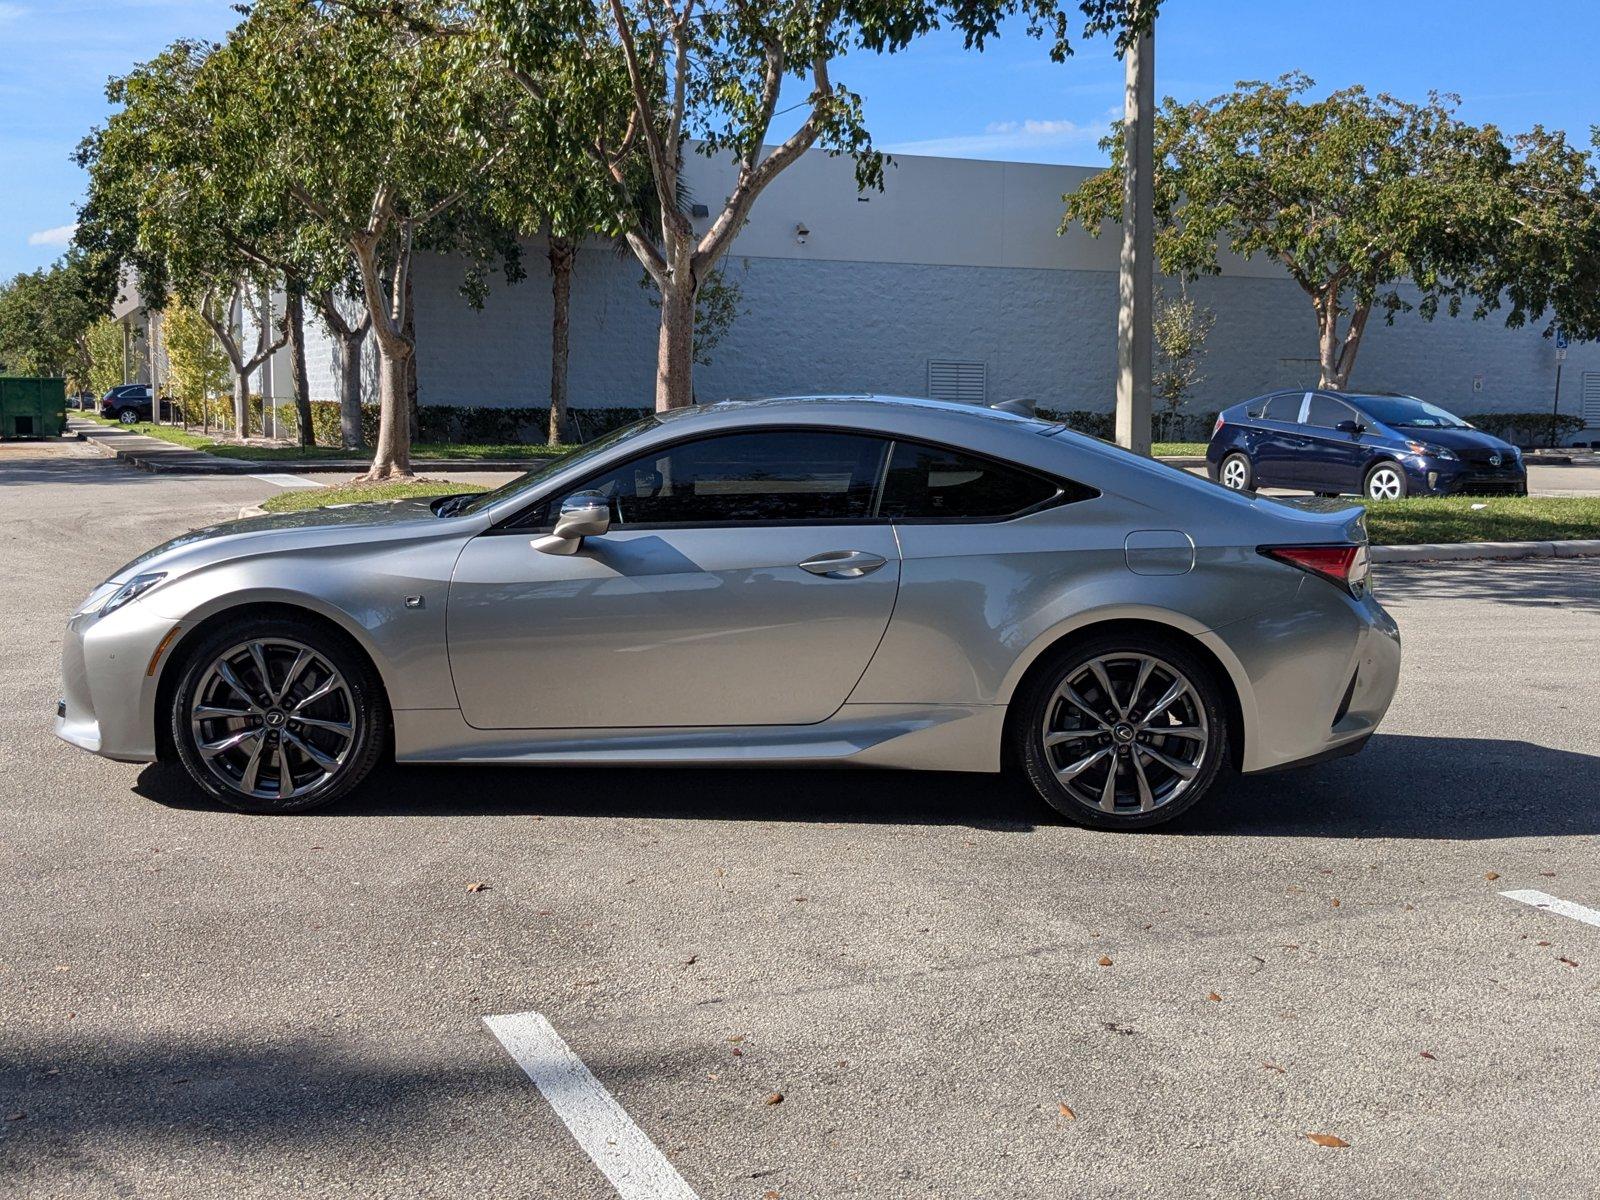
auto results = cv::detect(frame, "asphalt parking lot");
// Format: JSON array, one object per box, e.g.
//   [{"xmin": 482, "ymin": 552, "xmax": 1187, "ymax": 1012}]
[{"xmin": 3, "ymin": 437, "xmax": 1599, "ymax": 1199}]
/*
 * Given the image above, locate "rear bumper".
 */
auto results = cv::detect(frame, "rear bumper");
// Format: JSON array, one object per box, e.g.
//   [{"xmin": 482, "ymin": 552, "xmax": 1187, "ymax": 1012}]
[{"xmin": 1204, "ymin": 579, "xmax": 1401, "ymax": 775}]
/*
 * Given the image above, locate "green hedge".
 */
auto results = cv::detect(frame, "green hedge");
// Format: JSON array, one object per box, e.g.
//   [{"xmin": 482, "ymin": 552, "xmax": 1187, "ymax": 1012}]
[
  {"xmin": 1465, "ymin": 412, "xmax": 1586, "ymax": 446},
  {"xmin": 219, "ymin": 400, "xmax": 656, "ymax": 446},
  {"xmin": 1038, "ymin": 408, "xmax": 1220, "ymax": 442}
]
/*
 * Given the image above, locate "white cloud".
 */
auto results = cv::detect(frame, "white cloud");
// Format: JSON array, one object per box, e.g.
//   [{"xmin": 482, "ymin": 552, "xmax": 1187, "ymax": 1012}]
[
  {"xmin": 27, "ymin": 223, "xmax": 77, "ymax": 247},
  {"xmin": 883, "ymin": 116, "xmax": 1114, "ymax": 161}
]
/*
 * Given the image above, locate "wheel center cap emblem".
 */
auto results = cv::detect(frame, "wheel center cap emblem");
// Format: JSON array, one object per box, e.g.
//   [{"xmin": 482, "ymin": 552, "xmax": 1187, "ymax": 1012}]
[
  {"xmin": 1112, "ymin": 722, "xmax": 1136, "ymax": 744},
  {"xmin": 265, "ymin": 710, "xmax": 286, "ymax": 727}
]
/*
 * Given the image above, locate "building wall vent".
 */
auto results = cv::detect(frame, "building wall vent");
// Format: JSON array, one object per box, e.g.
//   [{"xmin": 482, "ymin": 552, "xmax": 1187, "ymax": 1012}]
[
  {"xmin": 1582, "ymin": 371, "xmax": 1600, "ymax": 428},
  {"xmin": 927, "ymin": 359, "xmax": 988, "ymax": 405}
]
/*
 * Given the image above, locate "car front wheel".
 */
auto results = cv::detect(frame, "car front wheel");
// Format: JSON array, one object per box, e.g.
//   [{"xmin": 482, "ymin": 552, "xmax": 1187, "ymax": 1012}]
[
  {"xmin": 170, "ymin": 617, "xmax": 388, "ymax": 813},
  {"xmin": 117, "ymin": 407, "xmax": 140, "ymax": 424},
  {"xmin": 1364, "ymin": 461, "xmax": 1408, "ymax": 500},
  {"xmin": 1014, "ymin": 633, "xmax": 1228, "ymax": 830}
]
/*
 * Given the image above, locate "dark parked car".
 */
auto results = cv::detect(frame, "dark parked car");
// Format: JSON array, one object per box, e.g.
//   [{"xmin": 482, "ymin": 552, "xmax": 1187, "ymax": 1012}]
[
  {"xmin": 1207, "ymin": 391, "xmax": 1527, "ymax": 500},
  {"xmin": 100, "ymin": 384, "xmax": 178, "ymax": 424}
]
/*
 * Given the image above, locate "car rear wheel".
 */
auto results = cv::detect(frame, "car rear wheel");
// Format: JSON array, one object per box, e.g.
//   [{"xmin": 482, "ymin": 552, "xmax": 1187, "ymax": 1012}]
[
  {"xmin": 170, "ymin": 617, "xmax": 388, "ymax": 813},
  {"xmin": 1364, "ymin": 461, "xmax": 1407, "ymax": 501},
  {"xmin": 117, "ymin": 407, "xmax": 140, "ymax": 424},
  {"xmin": 1014, "ymin": 633, "xmax": 1228, "ymax": 830},
  {"xmin": 1219, "ymin": 452, "xmax": 1253, "ymax": 491}
]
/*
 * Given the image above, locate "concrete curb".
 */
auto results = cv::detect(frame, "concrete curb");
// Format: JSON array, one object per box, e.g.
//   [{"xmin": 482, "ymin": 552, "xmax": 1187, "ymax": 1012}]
[
  {"xmin": 238, "ymin": 506, "xmax": 267, "ymax": 518},
  {"xmin": 1372, "ymin": 539, "xmax": 1600, "ymax": 564}
]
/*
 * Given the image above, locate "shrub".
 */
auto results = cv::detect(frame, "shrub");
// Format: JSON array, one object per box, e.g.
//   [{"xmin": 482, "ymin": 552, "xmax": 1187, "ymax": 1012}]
[{"xmin": 1465, "ymin": 412, "xmax": 1585, "ymax": 446}]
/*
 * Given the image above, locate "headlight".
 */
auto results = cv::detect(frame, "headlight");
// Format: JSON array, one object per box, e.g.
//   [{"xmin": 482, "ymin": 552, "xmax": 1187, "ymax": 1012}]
[
  {"xmin": 99, "ymin": 572, "xmax": 166, "ymax": 617},
  {"xmin": 76, "ymin": 582, "xmax": 119, "ymax": 615},
  {"xmin": 1405, "ymin": 441, "xmax": 1455, "ymax": 461}
]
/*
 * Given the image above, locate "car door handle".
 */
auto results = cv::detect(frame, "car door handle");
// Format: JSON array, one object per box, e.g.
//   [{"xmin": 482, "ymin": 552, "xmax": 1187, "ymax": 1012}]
[{"xmin": 797, "ymin": 550, "xmax": 888, "ymax": 578}]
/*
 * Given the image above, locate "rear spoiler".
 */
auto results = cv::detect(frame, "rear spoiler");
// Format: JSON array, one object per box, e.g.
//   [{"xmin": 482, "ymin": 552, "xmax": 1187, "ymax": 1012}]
[{"xmin": 1262, "ymin": 495, "xmax": 1369, "ymax": 544}]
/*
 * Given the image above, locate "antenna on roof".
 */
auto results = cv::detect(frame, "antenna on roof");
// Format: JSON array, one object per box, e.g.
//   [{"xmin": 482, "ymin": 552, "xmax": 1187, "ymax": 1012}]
[{"xmin": 990, "ymin": 397, "xmax": 1037, "ymax": 417}]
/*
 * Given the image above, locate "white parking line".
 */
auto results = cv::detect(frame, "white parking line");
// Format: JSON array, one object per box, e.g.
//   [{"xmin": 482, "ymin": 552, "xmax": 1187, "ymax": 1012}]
[
  {"xmin": 1501, "ymin": 889, "xmax": 1600, "ymax": 929},
  {"xmin": 483, "ymin": 1010, "xmax": 700, "ymax": 1200},
  {"xmin": 249, "ymin": 473, "xmax": 325, "ymax": 490}
]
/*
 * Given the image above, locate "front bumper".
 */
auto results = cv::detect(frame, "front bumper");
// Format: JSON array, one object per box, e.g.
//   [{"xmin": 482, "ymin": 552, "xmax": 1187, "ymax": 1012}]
[
  {"xmin": 1406, "ymin": 457, "xmax": 1527, "ymax": 496},
  {"xmin": 55, "ymin": 603, "xmax": 179, "ymax": 763}
]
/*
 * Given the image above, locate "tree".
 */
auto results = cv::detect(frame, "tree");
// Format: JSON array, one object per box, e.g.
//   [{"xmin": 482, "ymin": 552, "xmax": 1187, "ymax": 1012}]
[
  {"xmin": 1151, "ymin": 283, "xmax": 1212, "ymax": 439},
  {"xmin": 1063, "ymin": 73, "xmax": 1599, "ymax": 390},
  {"xmin": 85, "ymin": 317, "xmax": 126, "ymax": 398},
  {"xmin": 163, "ymin": 301, "xmax": 230, "ymax": 422},
  {"xmin": 474, "ymin": 0, "xmax": 1146, "ymax": 413},
  {"xmin": 212, "ymin": 0, "xmax": 537, "ymax": 479},
  {"xmin": 0, "ymin": 255, "xmax": 104, "ymax": 385}
]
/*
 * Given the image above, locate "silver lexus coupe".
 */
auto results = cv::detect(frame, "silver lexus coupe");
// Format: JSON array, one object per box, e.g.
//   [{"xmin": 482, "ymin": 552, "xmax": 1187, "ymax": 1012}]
[{"xmin": 57, "ymin": 395, "xmax": 1401, "ymax": 830}]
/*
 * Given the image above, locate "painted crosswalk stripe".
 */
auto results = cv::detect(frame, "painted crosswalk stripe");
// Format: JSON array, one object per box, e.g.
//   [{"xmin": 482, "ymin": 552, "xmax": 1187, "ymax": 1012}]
[
  {"xmin": 1501, "ymin": 889, "xmax": 1600, "ymax": 930},
  {"xmin": 483, "ymin": 1010, "xmax": 700, "ymax": 1200},
  {"xmin": 249, "ymin": 473, "xmax": 324, "ymax": 489}
]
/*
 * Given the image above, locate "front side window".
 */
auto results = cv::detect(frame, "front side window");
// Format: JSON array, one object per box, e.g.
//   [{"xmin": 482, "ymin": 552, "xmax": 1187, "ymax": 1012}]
[
  {"xmin": 580, "ymin": 431, "xmax": 888, "ymax": 526},
  {"xmin": 879, "ymin": 442, "xmax": 1060, "ymax": 521},
  {"xmin": 1305, "ymin": 395, "xmax": 1355, "ymax": 428}
]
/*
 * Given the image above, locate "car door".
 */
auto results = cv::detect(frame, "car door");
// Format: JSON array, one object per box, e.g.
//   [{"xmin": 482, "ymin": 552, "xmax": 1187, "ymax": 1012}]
[
  {"xmin": 446, "ymin": 429, "xmax": 902, "ymax": 730},
  {"xmin": 1300, "ymin": 394, "xmax": 1366, "ymax": 493},
  {"xmin": 1250, "ymin": 392, "xmax": 1312, "ymax": 486}
]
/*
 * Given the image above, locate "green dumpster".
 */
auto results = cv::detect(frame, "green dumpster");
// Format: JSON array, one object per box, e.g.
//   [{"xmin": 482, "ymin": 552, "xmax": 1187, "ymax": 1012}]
[{"xmin": 0, "ymin": 376, "xmax": 68, "ymax": 439}]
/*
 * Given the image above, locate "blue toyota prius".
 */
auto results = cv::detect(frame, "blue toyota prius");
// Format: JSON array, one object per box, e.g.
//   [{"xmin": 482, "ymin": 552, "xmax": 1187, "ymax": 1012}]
[{"xmin": 1206, "ymin": 390, "xmax": 1528, "ymax": 500}]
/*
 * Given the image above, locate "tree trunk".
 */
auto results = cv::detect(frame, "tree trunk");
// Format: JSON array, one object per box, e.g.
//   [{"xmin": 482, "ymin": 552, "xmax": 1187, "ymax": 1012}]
[
  {"xmin": 368, "ymin": 337, "xmax": 414, "ymax": 480},
  {"xmin": 338, "ymin": 329, "xmax": 365, "ymax": 449},
  {"xmin": 1316, "ymin": 293, "xmax": 1372, "ymax": 391},
  {"xmin": 655, "ymin": 272, "xmax": 697, "ymax": 412},
  {"xmin": 284, "ymin": 289, "xmax": 313, "ymax": 448},
  {"xmin": 548, "ymin": 237, "xmax": 575, "ymax": 444},
  {"xmin": 233, "ymin": 371, "xmax": 251, "ymax": 438}
]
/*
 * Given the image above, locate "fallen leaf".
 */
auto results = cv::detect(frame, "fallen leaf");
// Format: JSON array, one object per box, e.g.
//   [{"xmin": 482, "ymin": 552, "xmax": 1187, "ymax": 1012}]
[
  {"xmin": 5, "ymin": 1112, "xmax": 24, "ymax": 1122},
  {"xmin": 1058, "ymin": 1102, "xmax": 1077, "ymax": 1120},
  {"xmin": 1539, "ymin": 871, "xmax": 1556, "ymax": 877},
  {"xmin": 1097, "ymin": 956, "xmax": 1113, "ymax": 967},
  {"xmin": 1207, "ymin": 992, "xmax": 1223, "ymax": 1002},
  {"xmin": 1537, "ymin": 940, "xmax": 1551, "ymax": 947},
  {"xmin": 1402, "ymin": 903, "xmax": 1416, "ymax": 911},
  {"xmin": 1330, "ymin": 898, "xmax": 1341, "ymax": 908},
  {"xmin": 1419, "ymin": 1050, "xmax": 1436, "ymax": 1060},
  {"xmin": 1306, "ymin": 1133, "xmax": 1349, "ymax": 1148},
  {"xmin": 727, "ymin": 1035, "xmax": 745, "ymax": 1044},
  {"xmin": 732, "ymin": 1047, "xmax": 743, "ymax": 1056},
  {"xmin": 792, "ymin": 896, "xmax": 807, "ymax": 903},
  {"xmin": 683, "ymin": 955, "xmax": 697, "ymax": 966},
  {"xmin": 466, "ymin": 882, "xmax": 490, "ymax": 893},
  {"xmin": 1262, "ymin": 1062, "xmax": 1286, "ymax": 1073},
  {"xmin": 763, "ymin": 1092, "xmax": 784, "ymax": 1105},
  {"xmin": 765, "ymin": 1192, "xmax": 781, "ymax": 1200},
  {"xmin": 1485, "ymin": 872, "xmax": 1501, "ymax": 881},
  {"xmin": 1558, "ymin": 957, "xmax": 1579, "ymax": 967}
]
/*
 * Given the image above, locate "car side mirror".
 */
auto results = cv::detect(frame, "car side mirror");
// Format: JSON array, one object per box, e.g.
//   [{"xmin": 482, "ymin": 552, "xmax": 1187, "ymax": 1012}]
[
  {"xmin": 1336, "ymin": 419, "xmax": 1364, "ymax": 435},
  {"xmin": 532, "ymin": 490, "xmax": 611, "ymax": 556}
]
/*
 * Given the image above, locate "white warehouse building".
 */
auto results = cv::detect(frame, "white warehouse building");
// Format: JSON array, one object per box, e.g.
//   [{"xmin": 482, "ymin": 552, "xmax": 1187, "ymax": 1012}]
[{"xmin": 276, "ymin": 146, "xmax": 1600, "ymax": 436}]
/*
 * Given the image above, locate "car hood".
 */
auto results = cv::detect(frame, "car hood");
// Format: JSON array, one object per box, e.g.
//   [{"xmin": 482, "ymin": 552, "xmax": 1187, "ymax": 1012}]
[
  {"xmin": 104, "ymin": 498, "xmax": 467, "ymax": 584},
  {"xmin": 1390, "ymin": 425, "xmax": 1515, "ymax": 454}
]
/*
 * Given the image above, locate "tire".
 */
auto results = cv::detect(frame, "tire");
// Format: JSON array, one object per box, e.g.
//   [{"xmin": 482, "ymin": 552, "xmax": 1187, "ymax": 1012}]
[
  {"xmin": 170, "ymin": 615, "xmax": 388, "ymax": 813},
  {"xmin": 1014, "ymin": 632, "xmax": 1229, "ymax": 831},
  {"xmin": 1363, "ymin": 461, "xmax": 1408, "ymax": 501},
  {"xmin": 1219, "ymin": 452, "xmax": 1253, "ymax": 492},
  {"xmin": 117, "ymin": 407, "xmax": 140, "ymax": 424}
]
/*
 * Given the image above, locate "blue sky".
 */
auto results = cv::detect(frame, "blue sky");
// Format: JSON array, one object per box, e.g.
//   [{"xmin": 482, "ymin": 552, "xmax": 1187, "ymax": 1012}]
[{"xmin": 2, "ymin": 0, "xmax": 1598, "ymax": 279}]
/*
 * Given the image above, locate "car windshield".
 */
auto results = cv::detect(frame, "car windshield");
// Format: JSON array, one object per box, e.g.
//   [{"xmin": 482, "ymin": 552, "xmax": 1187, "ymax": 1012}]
[
  {"xmin": 1351, "ymin": 396, "xmax": 1472, "ymax": 430},
  {"xmin": 448, "ymin": 415, "xmax": 662, "ymax": 517}
]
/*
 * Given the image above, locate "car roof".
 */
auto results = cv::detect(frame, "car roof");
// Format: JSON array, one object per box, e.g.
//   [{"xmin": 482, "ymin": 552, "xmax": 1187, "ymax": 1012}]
[{"xmin": 678, "ymin": 393, "xmax": 1060, "ymax": 431}]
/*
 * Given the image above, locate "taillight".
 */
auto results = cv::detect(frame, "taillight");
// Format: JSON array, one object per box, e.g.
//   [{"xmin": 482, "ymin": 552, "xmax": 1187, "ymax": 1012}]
[
  {"xmin": 1213, "ymin": 414, "xmax": 1225, "ymax": 437},
  {"xmin": 1260, "ymin": 544, "xmax": 1369, "ymax": 597}
]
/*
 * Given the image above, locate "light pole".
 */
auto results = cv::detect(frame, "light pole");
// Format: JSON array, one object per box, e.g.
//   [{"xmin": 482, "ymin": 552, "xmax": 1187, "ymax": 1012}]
[{"xmin": 1115, "ymin": 9, "xmax": 1154, "ymax": 455}]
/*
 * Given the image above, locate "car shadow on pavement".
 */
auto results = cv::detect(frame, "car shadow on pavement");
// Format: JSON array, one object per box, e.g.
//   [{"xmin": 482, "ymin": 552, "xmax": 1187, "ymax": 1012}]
[
  {"xmin": 1176, "ymin": 733, "xmax": 1600, "ymax": 839},
  {"xmin": 136, "ymin": 732, "xmax": 1597, "ymax": 839},
  {"xmin": 0, "ymin": 1030, "xmax": 690, "ymax": 1179}
]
